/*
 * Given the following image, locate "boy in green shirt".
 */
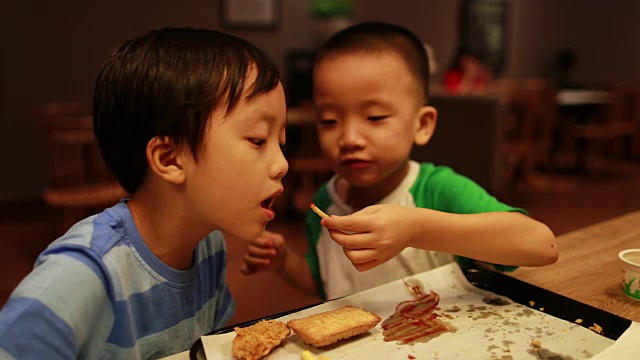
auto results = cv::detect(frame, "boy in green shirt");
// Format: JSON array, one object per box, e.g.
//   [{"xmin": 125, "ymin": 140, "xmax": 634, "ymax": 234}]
[{"xmin": 242, "ymin": 22, "xmax": 557, "ymax": 300}]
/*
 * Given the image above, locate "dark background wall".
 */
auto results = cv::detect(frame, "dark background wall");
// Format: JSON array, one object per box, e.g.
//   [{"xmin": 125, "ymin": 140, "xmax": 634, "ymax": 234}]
[{"xmin": 1, "ymin": 0, "xmax": 638, "ymax": 202}]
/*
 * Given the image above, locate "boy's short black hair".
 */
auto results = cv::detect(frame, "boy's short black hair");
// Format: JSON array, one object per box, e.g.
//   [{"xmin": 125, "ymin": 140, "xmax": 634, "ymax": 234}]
[
  {"xmin": 93, "ymin": 27, "xmax": 280, "ymax": 194},
  {"xmin": 315, "ymin": 21, "xmax": 430, "ymax": 105}
]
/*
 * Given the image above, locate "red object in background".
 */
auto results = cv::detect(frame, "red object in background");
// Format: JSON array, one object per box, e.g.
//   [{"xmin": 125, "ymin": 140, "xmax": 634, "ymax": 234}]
[
  {"xmin": 443, "ymin": 68, "xmax": 464, "ymax": 93},
  {"xmin": 443, "ymin": 52, "xmax": 492, "ymax": 94},
  {"xmin": 443, "ymin": 67, "xmax": 490, "ymax": 94}
]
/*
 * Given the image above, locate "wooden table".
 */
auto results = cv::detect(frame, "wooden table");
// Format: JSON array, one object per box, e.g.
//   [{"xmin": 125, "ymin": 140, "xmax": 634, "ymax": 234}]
[{"xmin": 510, "ymin": 210, "xmax": 640, "ymax": 322}]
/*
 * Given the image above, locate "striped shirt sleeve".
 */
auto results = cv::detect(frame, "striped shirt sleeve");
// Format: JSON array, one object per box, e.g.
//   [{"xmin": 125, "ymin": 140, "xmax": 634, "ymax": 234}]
[{"xmin": 0, "ymin": 250, "xmax": 113, "ymax": 359}]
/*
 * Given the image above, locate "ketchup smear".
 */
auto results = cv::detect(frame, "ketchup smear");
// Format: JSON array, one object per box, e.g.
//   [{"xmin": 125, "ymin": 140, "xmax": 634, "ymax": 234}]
[{"xmin": 381, "ymin": 290, "xmax": 457, "ymax": 344}]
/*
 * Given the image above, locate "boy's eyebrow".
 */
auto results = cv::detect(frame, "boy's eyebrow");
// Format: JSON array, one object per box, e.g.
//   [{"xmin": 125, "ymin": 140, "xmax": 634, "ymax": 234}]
[
  {"xmin": 316, "ymin": 97, "xmax": 393, "ymax": 110},
  {"xmin": 359, "ymin": 98, "xmax": 393, "ymax": 109},
  {"xmin": 261, "ymin": 111, "xmax": 277, "ymax": 123},
  {"xmin": 314, "ymin": 101, "xmax": 337, "ymax": 110},
  {"xmin": 249, "ymin": 108, "xmax": 278, "ymax": 123},
  {"xmin": 241, "ymin": 109, "xmax": 286, "ymax": 130}
]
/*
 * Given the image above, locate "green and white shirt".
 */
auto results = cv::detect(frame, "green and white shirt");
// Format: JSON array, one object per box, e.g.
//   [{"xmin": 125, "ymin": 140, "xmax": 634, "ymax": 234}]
[{"xmin": 305, "ymin": 161, "xmax": 526, "ymax": 300}]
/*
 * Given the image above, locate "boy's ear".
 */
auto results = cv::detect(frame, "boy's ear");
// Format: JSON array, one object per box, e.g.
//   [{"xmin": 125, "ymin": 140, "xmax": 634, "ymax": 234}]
[
  {"xmin": 414, "ymin": 105, "xmax": 437, "ymax": 146},
  {"xmin": 146, "ymin": 136, "xmax": 186, "ymax": 185}
]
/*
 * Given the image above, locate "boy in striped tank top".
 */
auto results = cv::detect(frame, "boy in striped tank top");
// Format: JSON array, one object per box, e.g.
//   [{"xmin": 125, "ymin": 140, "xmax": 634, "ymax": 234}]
[{"xmin": 0, "ymin": 27, "xmax": 288, "ymax": 359}]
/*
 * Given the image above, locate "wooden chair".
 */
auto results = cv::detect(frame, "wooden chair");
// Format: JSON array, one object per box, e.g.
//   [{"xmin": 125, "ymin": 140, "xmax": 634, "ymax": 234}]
[
  {"xmin": 569, "ymin": 87, "xmax": 640, "ymax": 172},
  {"xmin": 628, "ymin": 91, "xmax": 640, "ymax": 160},
  {"xmin": 36, "ymin": 101, "xmax": 127, "ymax": 232},
  {"xmin": 615, "ymin": 90, "xmax": 640, "ymax": 160},
  {"xmin": 500, "ymin": 78, "xmax": 558, "ymax": 189},
  {"xmin": 284, "ymin": 104, "xmax": 333, "ymax": 214}
]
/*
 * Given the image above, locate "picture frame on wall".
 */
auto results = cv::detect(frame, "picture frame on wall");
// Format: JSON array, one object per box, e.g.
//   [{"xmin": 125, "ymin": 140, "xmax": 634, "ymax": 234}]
[{"xmin": 221, "ymin": 0, "xmax": 281, "ymax": 30}]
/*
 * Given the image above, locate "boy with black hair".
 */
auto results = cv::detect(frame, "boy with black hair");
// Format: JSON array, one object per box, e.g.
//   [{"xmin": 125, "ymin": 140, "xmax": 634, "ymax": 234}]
[
  {"xmin": 242, "ymin": 21, "xmax": 557, "ymax": 301},
  {"xmin": 0, "ymin": 27, "xmax": 288, "ymax": 359}
]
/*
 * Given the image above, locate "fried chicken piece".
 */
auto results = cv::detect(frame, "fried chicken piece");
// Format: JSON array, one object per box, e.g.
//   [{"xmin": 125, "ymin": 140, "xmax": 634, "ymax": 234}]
[{"xmin": 232, "ymin": 320, "xmax": 290, "ymax": 360}]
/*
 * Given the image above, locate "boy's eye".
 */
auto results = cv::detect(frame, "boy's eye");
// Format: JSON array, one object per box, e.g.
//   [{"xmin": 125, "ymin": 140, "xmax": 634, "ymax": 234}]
[
  {"xmin": 319, "ymin": 119, "xmax": 337, "ymax": 126},
  {"xmin": 368, "ymin": 115, "xmax": 388, "ymax": 121},
  {"xmin": 250, "ymin": 138, "xmax": 266, "ymax": 147}
]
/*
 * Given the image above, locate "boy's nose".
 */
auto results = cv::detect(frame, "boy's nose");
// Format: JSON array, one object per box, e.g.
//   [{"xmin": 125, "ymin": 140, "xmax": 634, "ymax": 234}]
[
  {"xmin": 338, "ymin": 124, "xmax": 366, "ymax": 150},
  {"xmin": 271, "ymin": 149, "xmax": 289, "ymax": 180}
]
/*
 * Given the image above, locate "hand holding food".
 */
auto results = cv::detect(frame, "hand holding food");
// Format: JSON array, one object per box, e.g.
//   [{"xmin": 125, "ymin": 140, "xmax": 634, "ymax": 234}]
[{"xmin": 322, "ymin": 204, "xmax": 417, "ymax": 272}]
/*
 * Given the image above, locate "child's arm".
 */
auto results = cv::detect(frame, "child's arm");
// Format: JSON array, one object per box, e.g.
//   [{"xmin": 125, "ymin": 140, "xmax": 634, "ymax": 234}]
[
  {"xmin": 241, "ymin": 231, "xmax": 318, "ymax": 297},
  {"xmin": 322, "ymin": 204, "xmax": 558, "ymax": 272}
]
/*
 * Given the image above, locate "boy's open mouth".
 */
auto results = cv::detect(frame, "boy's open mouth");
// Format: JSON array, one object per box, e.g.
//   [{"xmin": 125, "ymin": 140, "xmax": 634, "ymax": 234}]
[{"xmin": 261, "ymin": 197, "xmax": 276, "ymax": 210}]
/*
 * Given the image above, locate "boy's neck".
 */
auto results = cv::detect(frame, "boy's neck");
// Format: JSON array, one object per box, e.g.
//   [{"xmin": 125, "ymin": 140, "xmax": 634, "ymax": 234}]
[
  {"xmin": 126, "ymin": 182, "xmax": 206, "ymax": 270},
  {"xmin": 339, "ymin": 161, "xmax": 410, "ymax": 210}
]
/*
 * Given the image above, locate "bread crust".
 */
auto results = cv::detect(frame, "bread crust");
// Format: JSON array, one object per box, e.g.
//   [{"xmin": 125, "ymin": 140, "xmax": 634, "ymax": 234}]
[
  {"xmin": 287, "ymin": 306, "xmax": 381, "ymax": 347},
  {"xmin": 231, "ymin": 320, "xmax": 290, "ymax": 360}
]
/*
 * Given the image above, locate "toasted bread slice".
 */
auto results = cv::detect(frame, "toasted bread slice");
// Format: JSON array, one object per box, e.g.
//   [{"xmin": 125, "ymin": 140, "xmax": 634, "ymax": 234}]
[
  {"xmin": 232, "ymin": 320, "xmax": 290, "ymax": 360},
  {"xmin": 287, "ymin": 306, "xmax": 381, "ymax": 347}
]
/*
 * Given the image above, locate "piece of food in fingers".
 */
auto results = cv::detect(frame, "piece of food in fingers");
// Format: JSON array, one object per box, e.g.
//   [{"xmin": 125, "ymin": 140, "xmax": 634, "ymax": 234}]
[
  {"xmin": 232, "ymin": 320, "xmax": 291, "ymax": 360},
  {"xmin": 287, "ymin": 306, "xmax": 381, "ymax": 347},
  {"xmin": 309, "ymin": 202, "xmax": 329, "ymax": 219}
]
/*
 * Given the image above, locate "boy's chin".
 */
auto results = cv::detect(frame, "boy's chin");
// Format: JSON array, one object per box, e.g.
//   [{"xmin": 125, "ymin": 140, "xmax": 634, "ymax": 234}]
[
  {"xmin": 340, "ymin": 174, "xmax": 380, "ymax": 188},
  {"xmin": 221, "ymin": 227, "xmax": 264, "ymax": 242}
]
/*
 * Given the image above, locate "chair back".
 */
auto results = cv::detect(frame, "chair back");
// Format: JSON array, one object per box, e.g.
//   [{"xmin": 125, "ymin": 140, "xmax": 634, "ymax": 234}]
[
  {"xmin": 35, "ymin": 101, "xmax": 126, "ymax": 229},
  {"xmin": 35, "ymin": 101, "xmax": 106, "ymax": 188},
  {"xmin": 502, "ymin": 78, "xmax": 558, "ymax": 168}
]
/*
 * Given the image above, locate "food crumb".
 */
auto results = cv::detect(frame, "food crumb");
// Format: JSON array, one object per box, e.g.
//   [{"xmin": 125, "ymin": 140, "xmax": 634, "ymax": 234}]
[
  {"xmin": 408, "ymin": 355, "xmax": 416, "ymax": 359},
  {"xmin": 539, "ymin": 307, "xmax": 544, "ymax": 312},
  {"xmin": 588, "ymin": 323, "xmax": 603, "ymax": 334},
  {"xmin": 575, "ymin": 318, "xmax": 583, "ymax": 324},
  {"xmin": 531, "ymin": 339, "xmax": 542, "ymax": 348},
  {"xmin": 301, "ymin": 351, "xmax": 331, "ymax": 360},
  {"xmin": 301, "ymin": 350, "xmax": 315, "ymax": 360},
  {"xmin": 529, "ymin": 301, "xmax": 535, "ymax": 307}
]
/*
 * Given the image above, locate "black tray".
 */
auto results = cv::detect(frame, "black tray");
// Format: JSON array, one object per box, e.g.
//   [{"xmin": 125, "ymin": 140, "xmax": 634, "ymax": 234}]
[
  {"xmin": 463, "ymin": 268, "xmax": 631, "ymax": 340},
  {"xmin": 190, "ymin": 267, "xmax": 632, "ymax": 359}
]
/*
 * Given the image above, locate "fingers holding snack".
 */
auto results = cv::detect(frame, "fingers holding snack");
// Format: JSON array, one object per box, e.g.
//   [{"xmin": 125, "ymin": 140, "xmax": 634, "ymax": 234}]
[
  {"xmin": 342, "ymin": 249, "xmax": 382, "ymax": 272},
  {"xmin": 324, "ymin": 205, "xmax": 416, "ymax": 271}
]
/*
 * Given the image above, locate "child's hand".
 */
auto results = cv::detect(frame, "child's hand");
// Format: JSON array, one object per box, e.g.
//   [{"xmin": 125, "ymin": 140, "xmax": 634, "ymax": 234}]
[
  {"xmin": 240, "ymin": 231, "xmax": 287, "ymax": 275},
  {"xmin": 322, "ymin": 204, "xmax": 416, "ymax": 272}
]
